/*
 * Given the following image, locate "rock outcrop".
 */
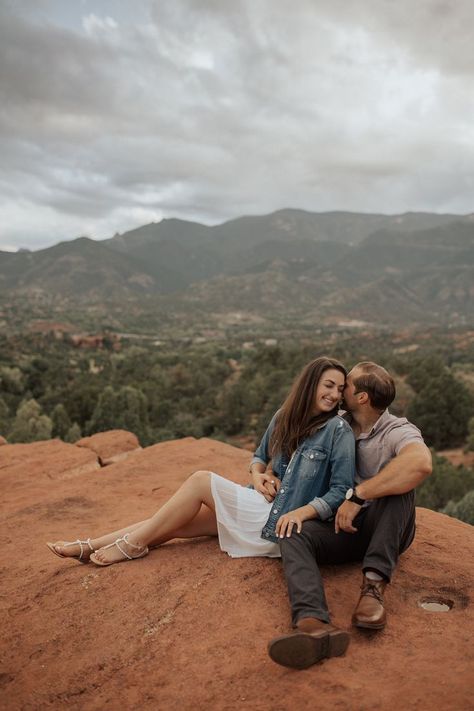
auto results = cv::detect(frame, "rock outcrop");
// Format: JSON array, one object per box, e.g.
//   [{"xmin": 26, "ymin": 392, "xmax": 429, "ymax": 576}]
[
  {"xmin": 76, "ymin": 429, "xmax": 141, "ymax": 466},
  {"xmin": 0, "ymin": 432, "xmax": 472, "ymax": 710}
]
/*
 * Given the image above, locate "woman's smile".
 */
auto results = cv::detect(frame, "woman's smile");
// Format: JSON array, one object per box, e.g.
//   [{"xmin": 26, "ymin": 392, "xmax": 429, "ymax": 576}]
[{"xmin": 313, "ymin": 368, "xmax": 345, "ymax": 414}]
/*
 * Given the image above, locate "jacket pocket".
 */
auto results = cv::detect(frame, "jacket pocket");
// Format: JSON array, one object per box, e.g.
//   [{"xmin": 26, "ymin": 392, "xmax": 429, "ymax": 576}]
[{"xmin": 299, "ymin": 447, "xmax": 328, "ymax": 478}]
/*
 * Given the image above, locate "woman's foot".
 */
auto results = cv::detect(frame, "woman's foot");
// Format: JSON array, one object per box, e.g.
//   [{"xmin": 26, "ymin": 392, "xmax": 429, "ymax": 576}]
[
  {"xmin": 46, "ymin": 539, "xmax": 94, "ymax": 563},
  {"xmin": 90, "ymin": 534, "xmax": 148, "ymax": 567}
]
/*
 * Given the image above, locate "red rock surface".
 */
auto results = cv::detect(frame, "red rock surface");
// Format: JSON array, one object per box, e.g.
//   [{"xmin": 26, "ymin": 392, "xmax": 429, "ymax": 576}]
[
  {"xmin": 76, "ymin": 430, "xmax": 141, "ymax": 465},
  {"xmin": 1, "ymin": 434, "xmax": 473, "ymax": 710}
]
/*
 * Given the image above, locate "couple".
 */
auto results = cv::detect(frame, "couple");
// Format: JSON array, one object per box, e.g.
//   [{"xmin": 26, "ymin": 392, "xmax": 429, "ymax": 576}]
[{"xmin": 47, "ymin": 356, "xmax": 432, "ymax": 669}]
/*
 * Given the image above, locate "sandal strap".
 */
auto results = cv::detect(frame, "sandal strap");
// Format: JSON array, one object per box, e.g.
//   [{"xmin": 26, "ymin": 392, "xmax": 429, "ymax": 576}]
[
  {"xmin": 76, "ymin": 538, "xmax": 95, "ymax": 559},
  {"xmin": 114, "ymin": 539, "xmax": 134, "ymax": 560},
  {"xmin": 99, "ymin": 534, "xmax": 147, "ymax": 561},
  {"xmin": 122, "ymin": 533, "xmax": 146, "ymax": 551},
  {"xmin": 59, "ymin": 539, "xmax": 94, "ymax": 559}
]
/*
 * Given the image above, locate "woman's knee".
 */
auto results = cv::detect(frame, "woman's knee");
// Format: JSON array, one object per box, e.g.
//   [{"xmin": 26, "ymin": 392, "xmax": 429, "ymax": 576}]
[{"xmin": 187, "ymin": 469, "xmax": 212, "ymax": 486}]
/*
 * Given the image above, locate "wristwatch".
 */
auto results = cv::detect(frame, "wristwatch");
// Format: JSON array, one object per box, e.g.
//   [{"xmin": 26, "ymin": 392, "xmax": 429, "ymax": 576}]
[{"xmin": 345, "ymin": 487, "xmax": 365, "ymax": 505}]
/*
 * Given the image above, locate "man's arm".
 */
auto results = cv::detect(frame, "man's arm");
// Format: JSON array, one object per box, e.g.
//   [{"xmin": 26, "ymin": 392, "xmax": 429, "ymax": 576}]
[
  {"xmin": 356, "ymin": 442, "xmax": 432, "ymax": 500},
  {"xmin": 335, "ymin": 442, "xmax": 432, "ymax": 534}
]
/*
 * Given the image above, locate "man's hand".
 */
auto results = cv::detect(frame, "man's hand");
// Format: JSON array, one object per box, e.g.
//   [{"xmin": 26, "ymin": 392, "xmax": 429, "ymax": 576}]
[
  {"xmin": 276, "ymin": 505, "xmax": 316, "ymax": 538},
  {"xmin": 251, "ymin": 470, "xmax": 281, "ymax": 502},
  {"xmin": 335, "ymin": 500, "xmax": 361, "ymax": 533}
]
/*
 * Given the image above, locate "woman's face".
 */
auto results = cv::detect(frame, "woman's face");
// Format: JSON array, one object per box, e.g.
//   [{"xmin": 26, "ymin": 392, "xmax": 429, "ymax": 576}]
[{"xmin": 313, "ymin": 368, "xmax": 345, "ymax": 415}]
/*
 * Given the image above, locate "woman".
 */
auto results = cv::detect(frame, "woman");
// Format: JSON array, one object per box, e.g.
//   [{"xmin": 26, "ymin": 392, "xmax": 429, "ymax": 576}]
[{"xmin": 47, "ymin": 356, "xmax": 355, "ymax": 566}]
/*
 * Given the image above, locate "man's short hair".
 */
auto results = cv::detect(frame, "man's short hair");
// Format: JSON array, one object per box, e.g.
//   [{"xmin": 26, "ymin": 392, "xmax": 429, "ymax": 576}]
[{"xmin": 352, "ymin": 362, "xmax": 396, "ymax": 411}]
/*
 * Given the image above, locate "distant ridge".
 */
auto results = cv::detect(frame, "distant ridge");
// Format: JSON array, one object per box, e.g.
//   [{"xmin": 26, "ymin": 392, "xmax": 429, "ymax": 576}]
[{"xmin": 0, "ymin": 209, "xmax": 473, "ymax": 326}]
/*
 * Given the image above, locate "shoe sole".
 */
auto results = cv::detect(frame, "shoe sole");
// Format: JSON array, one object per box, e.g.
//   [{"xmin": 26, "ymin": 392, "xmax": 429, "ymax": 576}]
[
  {"xmin": 353, "ymin": 620, "xmax": 386, "ymax": 630},
  {"xmin": 268, "ymin": 629, "xmax": 350, "ymax": 669}
]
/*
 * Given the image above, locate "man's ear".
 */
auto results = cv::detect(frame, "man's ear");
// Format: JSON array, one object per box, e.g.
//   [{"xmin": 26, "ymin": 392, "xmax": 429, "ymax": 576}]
[{"xmin": 357, "ymin": 392, "xmax": 369, "ymax": 405}]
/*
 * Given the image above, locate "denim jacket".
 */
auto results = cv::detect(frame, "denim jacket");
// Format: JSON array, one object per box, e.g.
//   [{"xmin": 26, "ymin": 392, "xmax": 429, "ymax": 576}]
[{"xmin": 250, "ymin": 412, "xmax": 355, "ymax": 543}]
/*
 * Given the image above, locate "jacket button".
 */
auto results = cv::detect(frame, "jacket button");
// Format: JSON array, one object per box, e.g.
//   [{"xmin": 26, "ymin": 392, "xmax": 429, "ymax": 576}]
[
  {"xmin": 265, "ymin": 532, "xmax": 270, "ymax": 538},
  {"xmin": 273, "ymin": 508, "xmax": 278, "ymax": 514},
  {"xmin": 310, "ymin": 454, "xmax": 314, "ymax": 459},
  {"xmin": 280, "ymin": 488, "xmax": 285, "ymax": 493}
]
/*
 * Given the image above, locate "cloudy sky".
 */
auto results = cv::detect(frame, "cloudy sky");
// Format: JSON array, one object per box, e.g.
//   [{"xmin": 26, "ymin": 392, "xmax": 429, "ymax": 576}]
[{"xmin": 1, "ymin": 0, "xmax": 473, "ymax": 251}]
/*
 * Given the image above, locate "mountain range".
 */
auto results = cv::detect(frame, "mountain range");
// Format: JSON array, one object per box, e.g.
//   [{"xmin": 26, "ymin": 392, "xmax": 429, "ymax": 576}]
[{"xmin": 1, "ymin": 209, "xmax": 473, "ymax": 327}]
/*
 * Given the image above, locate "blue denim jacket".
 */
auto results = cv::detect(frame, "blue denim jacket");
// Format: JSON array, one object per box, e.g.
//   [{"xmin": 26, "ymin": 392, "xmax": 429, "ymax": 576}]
[{"xmin": 250, "ymin": 412, "xmax": 355, "ymax": 543}]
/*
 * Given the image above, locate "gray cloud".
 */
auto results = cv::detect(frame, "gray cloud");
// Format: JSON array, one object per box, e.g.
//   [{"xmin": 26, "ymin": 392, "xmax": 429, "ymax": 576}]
[{"xmin": 0, "ymin": 0, "xmax": 473, "ymax": 250}]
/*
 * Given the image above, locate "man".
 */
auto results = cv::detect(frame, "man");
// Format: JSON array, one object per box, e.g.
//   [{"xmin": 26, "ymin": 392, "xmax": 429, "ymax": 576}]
[{"xmin": 268, "ymin": 361, "xmax": 432, "ymax": 670}]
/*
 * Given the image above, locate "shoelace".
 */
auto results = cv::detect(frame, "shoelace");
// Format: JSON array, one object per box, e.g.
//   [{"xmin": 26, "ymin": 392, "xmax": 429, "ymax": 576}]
[{"xmin": 361, "ymin": 582, "xmax": 384, "ymax": 604}]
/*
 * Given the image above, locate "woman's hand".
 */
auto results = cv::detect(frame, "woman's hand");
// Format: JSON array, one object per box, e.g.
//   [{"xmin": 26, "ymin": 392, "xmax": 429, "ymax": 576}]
[
  {"xmin": 251, "ymin": 470, "xmax": 281, "ymax": 502},
  {"xmin": 276, "ymin": 505, "xmax": 317, "ymax": 538}
]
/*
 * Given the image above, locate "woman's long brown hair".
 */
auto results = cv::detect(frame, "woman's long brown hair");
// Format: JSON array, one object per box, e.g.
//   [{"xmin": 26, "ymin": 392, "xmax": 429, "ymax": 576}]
[{"xmin": 270, "ymin": 356, "xmax": 346, "ymax": 458}]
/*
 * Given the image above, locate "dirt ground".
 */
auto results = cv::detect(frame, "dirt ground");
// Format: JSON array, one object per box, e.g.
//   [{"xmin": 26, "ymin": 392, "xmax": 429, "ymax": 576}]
[{"xmin": 1, "ymin": 432, "xmax": 473, "ymax": 711}]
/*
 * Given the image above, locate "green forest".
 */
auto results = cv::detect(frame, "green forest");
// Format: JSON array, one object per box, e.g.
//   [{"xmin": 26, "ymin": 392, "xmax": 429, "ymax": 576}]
[{"xmin": 1, "ymin": 328, "xmax": 473, "ymax": 524}]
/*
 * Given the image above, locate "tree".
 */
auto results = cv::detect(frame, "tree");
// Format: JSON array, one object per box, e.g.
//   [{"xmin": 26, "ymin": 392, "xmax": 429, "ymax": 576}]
[
  {"xmin": 24, "ymin": 357, "xmax": 49, "ymax": 399},
  {"xmin": 9, "ymin": 399, "xmax": 53, "ymax": 443},
  {"xmin": 443, "ymin": 490, "xmax": 474, "ymax": 525},
  {"xmin": 170, "ymin": 412, "xmax": 204, "ymax": 438},
  {"xmin": 465, "ymin": 417, "xmax": 474, "ymax": 452},
  {"xmin": 51, "ymin": 404, "xmax": 72, "ymax": 439},
  {"xmin": 87, "ymin": 385, "xmax": 150, "ymax": 444},
  {"xmin": 0, "ymin": 366, "xmax": 24, "ymax": 394},
  {"xmin": 65, "ymin": 422, "xmax": 82, "ymax": 443},
  {"xmin": 406, "ymin": 356, "xmax": 446, "ymax": 393},
  {"xmin": 416, "ymin": 452, "xmax": 474, "ymax": 511},
  {"xmin": 407, "ymin": 370, "xmax": 473, "ymax": 449},
  {"xmin": 0, "ymin": 397, "xmax": 9, "ymax": 436}
]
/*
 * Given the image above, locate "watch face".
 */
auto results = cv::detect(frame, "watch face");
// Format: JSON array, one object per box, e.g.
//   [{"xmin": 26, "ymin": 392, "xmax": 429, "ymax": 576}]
[{"xmin": 345, "ymin": 488, "xmax": 354, "ymax": 500}]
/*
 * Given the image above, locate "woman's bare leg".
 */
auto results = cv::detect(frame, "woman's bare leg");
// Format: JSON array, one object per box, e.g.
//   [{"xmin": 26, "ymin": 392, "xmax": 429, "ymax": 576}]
[
  {"xmin": 92, "ymin": 470, "xmax": 217, "ymax": 564},
  {"xmin": 49, "ymin": 520, "xmax": 149, "ymax": 559},
  {"xmin": 49, "ymin": 505, "xmax": 218, "ymax": 560},
  {"xmin": 149, "ymin": 503, "xmax": 218, "ymax": 545}
]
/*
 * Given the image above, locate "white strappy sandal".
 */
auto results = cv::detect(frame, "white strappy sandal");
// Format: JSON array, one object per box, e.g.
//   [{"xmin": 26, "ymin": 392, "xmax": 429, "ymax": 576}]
[
  {"xmin": 89, "ymin": 534, "xmax": 149, "ymax": 567},
  {"xmin": 46, "ymin": 538, "xmax": 95, "ymax": 563}
]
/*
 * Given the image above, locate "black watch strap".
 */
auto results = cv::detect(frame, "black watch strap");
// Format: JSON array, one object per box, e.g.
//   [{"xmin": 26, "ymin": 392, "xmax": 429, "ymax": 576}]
[
  {"xmin": 346, "ymin": 487, "xmax": 365, "ymax": 505},
  {"xmin": 350, "ymin": 492, "xmax": 365, "ymax": 505}
]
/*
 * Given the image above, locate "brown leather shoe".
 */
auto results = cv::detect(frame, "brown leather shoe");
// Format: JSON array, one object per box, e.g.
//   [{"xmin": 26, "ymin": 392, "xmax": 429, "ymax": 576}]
[
  {"xmin": 352, "ymin": 576, "xmax": 387, "ymax": 629},
  {"xmin": 268, "ymin": 618, "xmax": 350, "ymax": 669}
]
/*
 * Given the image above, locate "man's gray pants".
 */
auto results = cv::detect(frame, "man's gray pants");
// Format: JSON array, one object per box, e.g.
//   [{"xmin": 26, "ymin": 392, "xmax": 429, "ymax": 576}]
[{"xmin": 280, "ymin": 491, "xmax": 416, "ymax": 625}]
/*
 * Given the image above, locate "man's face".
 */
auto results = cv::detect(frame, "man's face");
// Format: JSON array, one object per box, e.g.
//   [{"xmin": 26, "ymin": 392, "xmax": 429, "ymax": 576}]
[{"xmin": 342, "ymin": 368, "xmax": 361, "ymax": 412}]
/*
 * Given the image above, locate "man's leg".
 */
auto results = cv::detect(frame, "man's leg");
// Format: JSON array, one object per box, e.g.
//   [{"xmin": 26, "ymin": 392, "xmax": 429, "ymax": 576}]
[
  {"xmin": 352, "ymin": 490, "xmax": 416, "ymax": 629},
  {"xmin": 268, "ymin": 517, "xmax": 367, "ymax": 669},
  {"xmin": 280, "ymin": 517, "xmax": 369, "ymax": 625},
  {"xmin": 361, "ymin": 490, "xmax": 416, "ymax": 580}
]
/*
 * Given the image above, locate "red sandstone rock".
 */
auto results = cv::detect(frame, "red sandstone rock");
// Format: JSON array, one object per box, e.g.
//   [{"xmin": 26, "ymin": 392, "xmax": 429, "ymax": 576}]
[
  {"xmin": 0, "ymin": 435, "xmax": 7, "ymax": 445},
  {"xmin": 1, "ymin": 434, "xmax": 473, "ymax": 710},
  {"xmin": 76, "ymin": 429, "xmax": 141, "ymax": 465},
  {"xmin": 0, "ymin": 439, "xmax": 100, "ymax": 516}
]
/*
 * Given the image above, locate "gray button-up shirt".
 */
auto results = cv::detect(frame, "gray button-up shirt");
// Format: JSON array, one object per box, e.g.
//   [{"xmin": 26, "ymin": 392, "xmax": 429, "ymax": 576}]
[{"xmin": 343, "ymin": 409, "xmax": 424, "ymax": 484}]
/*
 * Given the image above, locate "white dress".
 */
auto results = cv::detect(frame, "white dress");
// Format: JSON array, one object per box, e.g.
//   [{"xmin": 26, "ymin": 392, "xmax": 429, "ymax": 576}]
[{"xmin": 210, "ymin": 473, "xmax": 281, "ymax": 558}]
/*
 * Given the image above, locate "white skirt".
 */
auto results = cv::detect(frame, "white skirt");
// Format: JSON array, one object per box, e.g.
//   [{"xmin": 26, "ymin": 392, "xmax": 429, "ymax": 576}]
[{"xmin": 210, "ymin": 473, "xmax": 281, "ymax": 558}]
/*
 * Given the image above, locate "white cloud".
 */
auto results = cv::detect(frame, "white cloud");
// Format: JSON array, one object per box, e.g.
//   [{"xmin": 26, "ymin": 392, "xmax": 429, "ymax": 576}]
[
  {"xmin": 0, "ymin": 0, "xmax": 473, "ymax": 250},
  {"xmin": 82, "ymin": 13, "xmax": 118, "ymax": 38}
]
